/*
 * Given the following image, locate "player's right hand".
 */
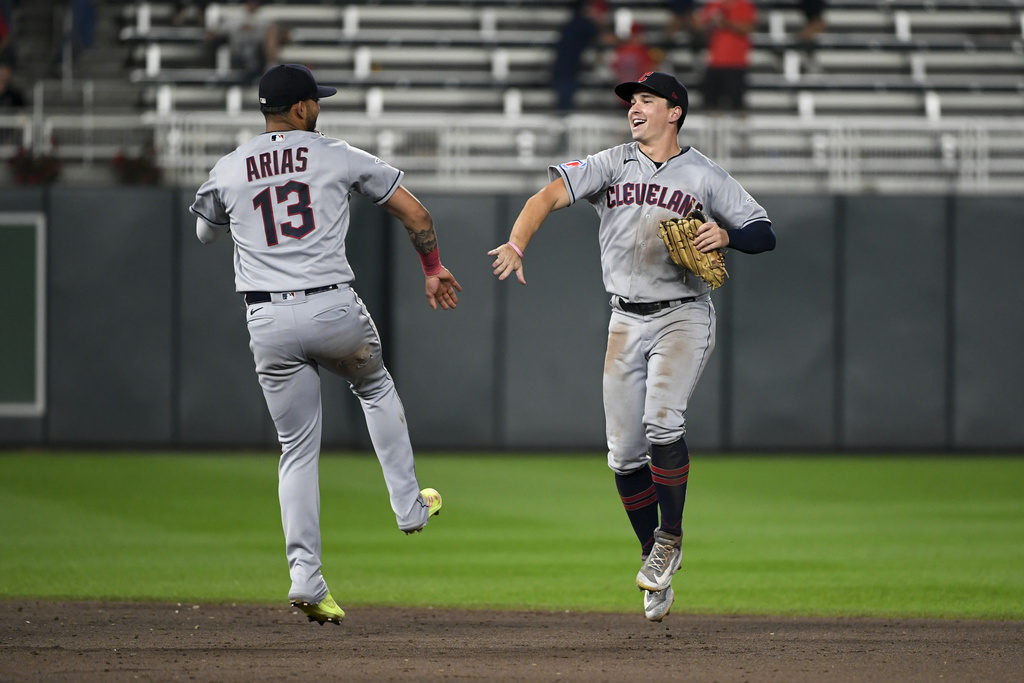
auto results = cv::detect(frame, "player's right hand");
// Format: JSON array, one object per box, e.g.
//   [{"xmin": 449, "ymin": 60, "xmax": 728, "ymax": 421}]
[
  {"xmin": 426, "ymin": 268, "xmax": 462, "ymax": 310},
  {"xmin": 693, "ymin": 219, "xmax": 729, "ymax": 253},
  {"xmin": 488, "ymin": 243, "xmax": 526, "ymax": 285}
]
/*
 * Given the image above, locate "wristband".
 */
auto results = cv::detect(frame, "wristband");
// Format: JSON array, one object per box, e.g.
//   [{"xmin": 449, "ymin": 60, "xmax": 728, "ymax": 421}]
[
  {"xmin": 418, "ymin": 247, "xmax": 442, "ymax": 276},
  {"xmin": 507, "ymin": 241, "xmax": 524, "ymax": 258}
]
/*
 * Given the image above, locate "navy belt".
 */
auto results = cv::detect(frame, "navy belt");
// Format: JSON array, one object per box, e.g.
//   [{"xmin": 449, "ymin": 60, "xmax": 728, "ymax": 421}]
[
  {"xmin": 244, "ymin": 284, "xmax": 338, "ymax": 305},
  {"xmin": 617, "ymin": 296, "xmax": 696, "ymax": 315}
]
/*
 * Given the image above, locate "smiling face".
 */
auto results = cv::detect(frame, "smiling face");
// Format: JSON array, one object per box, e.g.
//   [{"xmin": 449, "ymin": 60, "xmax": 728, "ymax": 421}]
[{"xmin": 627, "ymin": 89, "xmax": 682, "ymax": 144}]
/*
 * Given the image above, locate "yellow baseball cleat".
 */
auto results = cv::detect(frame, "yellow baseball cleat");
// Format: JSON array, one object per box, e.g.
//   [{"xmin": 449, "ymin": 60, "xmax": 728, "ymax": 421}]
[
  {"xmin": 422, "ymin": 487, "xmax": 443, "ymax": 517},
  {"xmin": 291, "ymin": 593, "xmax": 345, "ymax": 625},
  {"xmin": 403, "ymin": 488, "xmax": 442, "ymax": 534}
]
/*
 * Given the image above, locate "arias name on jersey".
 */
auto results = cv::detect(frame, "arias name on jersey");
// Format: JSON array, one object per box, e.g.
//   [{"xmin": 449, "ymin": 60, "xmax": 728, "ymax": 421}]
[{"xmin": 246, "ymin": 147, "xmax": 309, "ymax": 182}]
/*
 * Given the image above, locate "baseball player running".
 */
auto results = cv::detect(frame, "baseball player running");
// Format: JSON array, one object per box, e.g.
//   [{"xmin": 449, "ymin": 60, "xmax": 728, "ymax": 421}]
[
  {"xmin": 489, "ymin": 72, "xmax": 775, "ymax": 621},
  {"xmin": 190, "ymin": 64, "xmax": 459, "ymax": 626}
]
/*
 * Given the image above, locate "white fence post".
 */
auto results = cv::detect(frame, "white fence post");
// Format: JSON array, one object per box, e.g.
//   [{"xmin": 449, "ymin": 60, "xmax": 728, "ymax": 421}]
[
  {"xmin": 137, "ymin": 3, "xmax": 151, "ymax": 35},
  {"xmin": 354, "ymin": 47, "xmax": 372, "ymax": 80},
  {"xmin": 343, "ymin": 6, "xmax": 359, "ymax": 39},
  {"xmin": 480, "ymin": 8, "xmax": 497, "ymax": 40},
  {"xmin": 145, "ymin": 44, "xmax": 161, "ymax": 78},
  {"xmin": 226, "ymin": 86, "xmax": 242, "ymax": 115},
  {"xmin": 492, "ymin": 49, "xmax": 509, "ymax": 81}
]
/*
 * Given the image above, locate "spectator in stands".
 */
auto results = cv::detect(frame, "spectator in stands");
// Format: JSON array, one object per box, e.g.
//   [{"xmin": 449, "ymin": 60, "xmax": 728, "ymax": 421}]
[
  {"xmin": 797, "ymin": 0, "xmax": 827, "ymax": 69},
  {"xmin": 0, "ymin": 60, "xmax": 26, "ymax": 109},
  {"xmin": 611, "ymin": 23, "xmax": 662, "ymax": 90},
  {"xmin": 664, "ymin": 0, "xmax": 700, "ymax": 53},
  {"xmin": 798, "ymin": 0, "xmax": 827, "ymax": 47},
  {"xmin": 693, "ymin": 0, "xmax": 757, "ymax": 113},
  {"xmin": 552, "ymin": 0, "xmax": 614, "ymax": 113},
  {"xmin": 51, "ymin": 0, "xmax": 94, "ymax": 76},
  {"xmin": 0, "ymin": 0, "xmax": 17, "ymax": 67},
  {"xmin": 207, "ymin": 0, "xmax": 286, "ymax": 83},
  {"xmin": 71, "ymin": 0, "xmax": 96, "ymax": 53},
  {"xmin": 171, "ymin": 0, "xmax": 210, "ymax": 27}
]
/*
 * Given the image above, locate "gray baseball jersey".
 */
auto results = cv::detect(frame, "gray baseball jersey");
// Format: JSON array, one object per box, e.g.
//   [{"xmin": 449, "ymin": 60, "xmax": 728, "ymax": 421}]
[
  {"xmin": 191, "ymin": 130, "xmax": 402, "ymax": 292},
  {"xmin": 549, "ymin": 141, "xmax": 768, "ymax": 302},
  {"xmin": 547, "ymin": 140, "xmax": 769, "ymax": 469},
  {"xmin": 190, "ymin": 130, "xmax": 433, "ymax": 606}
]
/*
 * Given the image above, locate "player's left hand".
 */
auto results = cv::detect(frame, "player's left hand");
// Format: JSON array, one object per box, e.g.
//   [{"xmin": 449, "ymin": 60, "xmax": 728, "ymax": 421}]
[
  {"xmin": 426, "ymin": 268, "xmax": 462, "ymax": 310},
  {"xmin": 693, "ymin": 220, "xmax": 729, "ymax": 253}
]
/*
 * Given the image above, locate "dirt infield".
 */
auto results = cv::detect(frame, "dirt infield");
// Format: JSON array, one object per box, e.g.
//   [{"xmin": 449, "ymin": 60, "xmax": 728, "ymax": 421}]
[{"xmin": 2, "ymin": 601, "xmax": 1022, "ymax": 682}]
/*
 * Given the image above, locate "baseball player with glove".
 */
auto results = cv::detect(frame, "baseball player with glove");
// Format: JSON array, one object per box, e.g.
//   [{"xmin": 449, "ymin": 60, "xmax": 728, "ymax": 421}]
[
  {"xmin": 489, "ymin": 71, "xmax": 774, "ymax": 621},
  {"xmin": 190, "ymin": 64, "xmax": 459, "ymax": 626}
]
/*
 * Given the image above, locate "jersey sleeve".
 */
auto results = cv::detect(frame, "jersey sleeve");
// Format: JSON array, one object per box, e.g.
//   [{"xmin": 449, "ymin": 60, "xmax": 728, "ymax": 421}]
[
  {"xmin": 706, "ymin": 170, "xmax": 769, "ymax": 231},
  {"xmin": 189, "ymin": 166, "xmax": 230, "ymax": 226},
  {"xmin": 547, "ymin": 149, "xmax": 617, "ymax": 205},
  {"xmin": 344, "ymin": 144, "xmax": 405, "ymax": 205}
]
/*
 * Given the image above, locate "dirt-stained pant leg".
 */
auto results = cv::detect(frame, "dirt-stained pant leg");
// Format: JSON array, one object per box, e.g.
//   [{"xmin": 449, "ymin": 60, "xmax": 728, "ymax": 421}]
[
  {"xmin": 309, "ymin": 287, "xmax": 429, "ymax": 534},
  {"xmin": 604, "ymin": 309, "xmax": 651, "ymax": 474},
  {"xmin": 644, "ymin": 299, "xmax": 716, "ymax": 446},
  {"xmin": 604, "ymin": 299, "xmax": 717, "ymax": 472},
  {"xmin": 249, "ymin": 286, "xmax": 429, "ymax": 605}
]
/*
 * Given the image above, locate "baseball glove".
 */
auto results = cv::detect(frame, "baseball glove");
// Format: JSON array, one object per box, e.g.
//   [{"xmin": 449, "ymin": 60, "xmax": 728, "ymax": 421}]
[{"xmin": 658, "ymin": 209, "xmax": 729, "ymax": 290}]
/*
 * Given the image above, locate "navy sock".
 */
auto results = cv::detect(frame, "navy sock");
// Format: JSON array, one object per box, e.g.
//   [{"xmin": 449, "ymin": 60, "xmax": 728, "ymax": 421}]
[
  {"xmin": 614, "ymin": 465, "xmax": 660, "ymax": 558},
  {"xmin": 650, "ymin": 439, "xmax": 690, "ymax": 537}
]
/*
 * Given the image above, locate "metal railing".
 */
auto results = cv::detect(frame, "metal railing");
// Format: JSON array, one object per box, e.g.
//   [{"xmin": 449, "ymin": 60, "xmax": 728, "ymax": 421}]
[
  {"xmin": 4, "ymin": 110, "xmax": 1024, "ymax": 194},
  {"xmin": 146, "ymin": 112, "xmax": 1024, "ymax": 194}
]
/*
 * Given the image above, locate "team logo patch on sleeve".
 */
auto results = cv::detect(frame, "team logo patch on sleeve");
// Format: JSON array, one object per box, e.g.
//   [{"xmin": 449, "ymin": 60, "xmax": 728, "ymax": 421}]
[{"xmin": 560, "ymin": 160, "xmax": 586, "ymax": 169}]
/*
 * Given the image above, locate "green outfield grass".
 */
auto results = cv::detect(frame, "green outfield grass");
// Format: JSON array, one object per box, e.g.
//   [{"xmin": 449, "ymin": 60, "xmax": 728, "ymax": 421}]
[{"xmin": 0, "ymin": 452, "xmax": 1021, "ymax": 619}]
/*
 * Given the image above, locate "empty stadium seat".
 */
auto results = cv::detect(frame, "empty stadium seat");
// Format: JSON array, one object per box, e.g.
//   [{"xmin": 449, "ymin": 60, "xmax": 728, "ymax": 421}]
[{"xmin": 119, "ymin": 0, "xmax": 1024, "ymax": 121}]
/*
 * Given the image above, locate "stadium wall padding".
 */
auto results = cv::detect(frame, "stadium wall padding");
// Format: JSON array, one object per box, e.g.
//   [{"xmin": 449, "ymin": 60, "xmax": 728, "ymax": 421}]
[{"xmin": 0, "ymin": 187, "xmax": 1020, "ymax": 452}]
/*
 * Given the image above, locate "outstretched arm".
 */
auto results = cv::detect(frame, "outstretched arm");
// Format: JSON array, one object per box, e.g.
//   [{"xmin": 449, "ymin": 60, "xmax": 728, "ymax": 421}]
[
  {"xmin": 383, "ymin": 186, "xmax": 462, "ymax": 311},
  {"xmin": 487, "ymin": 177, "xmax": 572, "ymax": 285}
]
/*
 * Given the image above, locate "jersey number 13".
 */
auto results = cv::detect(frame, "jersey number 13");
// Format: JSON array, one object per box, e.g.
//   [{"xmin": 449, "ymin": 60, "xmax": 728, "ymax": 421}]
[{"xmin": 252, "ymin": 180, "xmax": 316, "ymax": 246}]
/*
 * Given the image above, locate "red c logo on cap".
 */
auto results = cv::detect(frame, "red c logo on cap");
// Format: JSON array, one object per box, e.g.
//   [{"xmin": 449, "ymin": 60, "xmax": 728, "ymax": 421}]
[{"xmin": 639, "ymin": 71, "xmax": 653, "ymax": 81}]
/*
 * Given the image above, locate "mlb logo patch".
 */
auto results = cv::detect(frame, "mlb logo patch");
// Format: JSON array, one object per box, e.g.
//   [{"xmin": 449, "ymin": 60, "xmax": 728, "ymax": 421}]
[
  {"xmin": 279, "ymin": 292, "xmax": 297, "ymax": 301},
  {"xmin": 271, "ymin": 133, "xmax": 286, "ymax": 142},
  {"xmin": 560, "ymin": 159, "xmax": 586, "ymax": 169}
]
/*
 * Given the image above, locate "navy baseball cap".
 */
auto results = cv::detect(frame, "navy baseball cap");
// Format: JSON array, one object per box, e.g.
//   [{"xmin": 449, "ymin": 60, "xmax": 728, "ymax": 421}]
[
  {"xmin": 614, "ymin": 71, "xmax": 689, "ymax": 119},
  {"xmin": 258, "ymin": 64, "xmax": 337, "ymax": 107}
]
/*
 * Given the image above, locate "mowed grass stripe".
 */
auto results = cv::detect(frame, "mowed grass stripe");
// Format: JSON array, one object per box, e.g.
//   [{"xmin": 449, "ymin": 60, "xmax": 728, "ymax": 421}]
[{"xmin": 0, "ymin": 453, "xmax": 1021, "ymax": 618}]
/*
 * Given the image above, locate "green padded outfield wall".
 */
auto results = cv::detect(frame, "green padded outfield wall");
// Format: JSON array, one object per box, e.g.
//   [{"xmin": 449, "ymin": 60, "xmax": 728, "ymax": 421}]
[{"xmin": 0, "ymin": 187, "xmax": 1021, "ymax": 452}]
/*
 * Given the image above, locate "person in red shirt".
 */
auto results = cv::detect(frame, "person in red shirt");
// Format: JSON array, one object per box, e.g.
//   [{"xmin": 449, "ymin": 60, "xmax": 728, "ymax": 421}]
[
  {"xmin": 694, "ymin": 0, "xmax": 757, "ymax": 112},
  {"xmin": 611, "ymin": 22, "xmax": 662, "ymax": 90}
]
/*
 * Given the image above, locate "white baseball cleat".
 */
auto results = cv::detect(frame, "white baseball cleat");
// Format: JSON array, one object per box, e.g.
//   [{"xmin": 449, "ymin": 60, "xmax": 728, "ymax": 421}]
[
  {"xmin": 636, "ymin": 527, "xmax": 682, "ymax": 591},
  {"xmin": 644, "ymin": 586, "xmax": 675, "ymax": 622}
]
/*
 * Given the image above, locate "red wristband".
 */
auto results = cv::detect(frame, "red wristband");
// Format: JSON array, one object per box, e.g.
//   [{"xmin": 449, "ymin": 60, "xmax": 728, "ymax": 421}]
[{"xmin": 419, "ymin": 248, "xmax": 442, "ymax": 276}]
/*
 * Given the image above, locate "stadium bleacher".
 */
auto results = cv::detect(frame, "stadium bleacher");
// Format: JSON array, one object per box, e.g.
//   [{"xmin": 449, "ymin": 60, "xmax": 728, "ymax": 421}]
[
  {"xmin": 2, "ymin": 0, "xmax": 1021, "ymax": 190},
  {"xmin": 117, "ymin": 0, "xmax": 1024, "ymax": 118}
]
